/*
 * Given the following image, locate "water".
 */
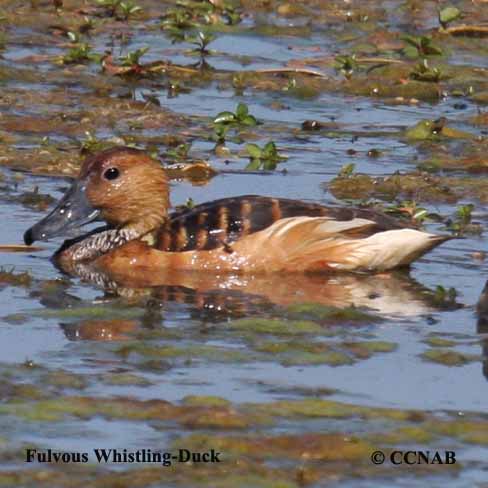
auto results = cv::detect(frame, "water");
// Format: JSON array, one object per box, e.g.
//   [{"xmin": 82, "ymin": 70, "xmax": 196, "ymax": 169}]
[{"xmin": 0, "ymin": 1, "xmax": 487, "ymax": 486}]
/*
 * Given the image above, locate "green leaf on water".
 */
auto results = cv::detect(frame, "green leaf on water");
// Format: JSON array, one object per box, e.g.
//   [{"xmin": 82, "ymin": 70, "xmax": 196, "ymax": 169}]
[
  {"xmin": 245, "ymin": 158, "xmax": 262, "ymax": 171},
  {"xmin": 401, "ymin": 34, "xmax": 421, "ymax": 49},
  {"xmin": 236, "ymin": 102, "xmax": 249, "ymax": 119},
  {"xmin": 241, "ymin": 114, "xmax": 258, "ymax": 126},
  {"xmin": 439, "ymin": 6, "xmax": 461, "ymax": 28},
  {"xmin": 403, "ymin": 45, "xmax": 419, "ymax": 59},
  {"xmin": 263, "ymin": 159, "xmax": 277, "ymax": 171},
  {"xmin": 213, "ymin": 111, "xmax": 236, "ymax": 124},
  {"xmin": 262, "ymin": 141, "xmax": 277, "ymax": 159},
  {"xmin": 420, "ymin": 37, "xmax": 443, "ymax": 56},
  {"xmin": 246, "ymin": 143, "xmax": 262, "ymax": 159},
  {"xmin": 338, "ymin": 163, "xmax": 355, "ymax": 177}
]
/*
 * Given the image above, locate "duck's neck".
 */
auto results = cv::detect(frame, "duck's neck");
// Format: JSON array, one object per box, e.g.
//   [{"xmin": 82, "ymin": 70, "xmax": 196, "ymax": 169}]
[{"xmin": 56, "ymin": 217, "xmax": 163, "ymax": 264}]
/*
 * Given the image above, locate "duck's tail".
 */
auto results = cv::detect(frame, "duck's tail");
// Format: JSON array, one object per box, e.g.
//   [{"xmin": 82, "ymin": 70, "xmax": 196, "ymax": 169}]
[{"xmin": 324, "ymin": 228, "xmax": 450, "ymax": 272}]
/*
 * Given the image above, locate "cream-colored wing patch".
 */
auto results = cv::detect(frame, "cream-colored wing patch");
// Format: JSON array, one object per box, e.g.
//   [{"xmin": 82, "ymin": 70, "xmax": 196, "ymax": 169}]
[
  {"xmin": 251, "ymin": 217, "xmax": 446, "ymax": 273},
  {"xmin": 263, "ymin": 216, "xmax": 376, "ymax": 240}
]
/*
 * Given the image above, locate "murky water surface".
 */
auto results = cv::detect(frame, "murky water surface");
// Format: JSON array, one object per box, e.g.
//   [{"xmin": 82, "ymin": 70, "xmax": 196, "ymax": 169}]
[{"xmin": 1, "ymin": 0, "xmax": 488, "ymax": 486}]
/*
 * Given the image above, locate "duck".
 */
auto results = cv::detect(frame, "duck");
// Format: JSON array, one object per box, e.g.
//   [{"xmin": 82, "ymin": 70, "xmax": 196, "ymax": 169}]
[{"xmin": 23, "ymin": 146, "xmax": 450, "ymax": 281}]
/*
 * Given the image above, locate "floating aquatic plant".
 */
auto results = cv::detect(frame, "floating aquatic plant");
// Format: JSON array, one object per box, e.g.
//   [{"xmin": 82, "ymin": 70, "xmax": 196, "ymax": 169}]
[
  {"xmin": 95, "ymin": 0, "xmax": 141, "ymax": 20},
  {"xmin": 95, "ymin": 0, "xmax": 122, "ymax": 17},
  {"xmin": 211, "ymin": 123, "xmax": 230, "ymax": 144},
  {"xmin": 385, "ymin": 200, "xmax": 429, "ymax": 224},
  {"xmin": 166, "ymin": 143, "xmax": 192, "ymax": 162},
  {"xmin": 433, "ymin": 285, "xmax": 458, "ymax": 307},
  {"xmin": 79, "ymin": 16, "xmax": 96, "ymax": 34},
  {"xmin": 214, "ymin": 102, "xmax": 258, "ymax": 127},
  {"xmin": 245, "ymin": 141, "xmax": 286, "ymax": 171},
  {"xmin": 118, "ymin": 1, "xmax": 142, "ymax": 21},
  {"xmin": 338, "ymin": 163, "xmax": 356, "ymax": 177},
  {"xmin": 410, "ymin": 59, "xmax": 442, "ymax": 83},
  {"xmin": 188, "ymin": 31, "xmax": 216, "ymax": 56},
  {"xmin": 161, "ymin": 0, "xmax": 240, "ymax": 35},
  {"xmin": 439, "ymin": 6, "xmax": 461, "ymax": 29},
  {"xmin": 334, "ymin": 54, "xmax": 358, "ymax": 79},
  {"xmin": 120, "ymin": 47, "xmax": 149, "ymax": 67},
  {"xmin": 445, "ymin": 204, "xmax": 483, "ymax": 235},
  {"xmin": 61, "ymin": 42, "xmax": 100, "ymax": 64},
  {"xmin": 401, "ymin": 34, "xmax": 443, "ymax": 59},
  {"xmin": 0, "ymin": 268, "xmax": 32, "ymax": 288}
]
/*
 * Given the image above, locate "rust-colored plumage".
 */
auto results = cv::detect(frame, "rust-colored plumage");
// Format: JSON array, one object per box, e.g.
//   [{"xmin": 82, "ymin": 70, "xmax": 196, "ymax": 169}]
[
  {"xmin": 23, "ymin": 147, "xmax": 451, "ymax": 284},
  {"xmin": 82, "ymin": 148, "xmax": 170, "ymax": 231}
]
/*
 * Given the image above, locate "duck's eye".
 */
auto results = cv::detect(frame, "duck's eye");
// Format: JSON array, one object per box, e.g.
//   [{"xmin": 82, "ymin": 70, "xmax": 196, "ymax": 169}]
[{"xmin": 103, "ymin": 167, "xmax": 120, "ymax": 181}]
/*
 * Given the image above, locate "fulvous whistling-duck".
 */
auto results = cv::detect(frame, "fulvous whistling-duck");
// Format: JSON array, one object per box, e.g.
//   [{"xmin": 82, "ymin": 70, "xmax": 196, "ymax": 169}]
[{"xmin": 23, "ymin": 147, "xmax": 450, "ymax": 279}]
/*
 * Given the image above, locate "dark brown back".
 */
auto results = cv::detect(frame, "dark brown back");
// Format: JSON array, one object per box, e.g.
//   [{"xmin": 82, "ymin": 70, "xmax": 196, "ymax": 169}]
[{"xmin": 155, "ymin": 195, "xmax": 410, "ymax": 252}]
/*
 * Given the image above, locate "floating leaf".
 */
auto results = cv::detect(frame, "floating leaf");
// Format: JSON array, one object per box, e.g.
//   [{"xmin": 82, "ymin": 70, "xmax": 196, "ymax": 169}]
[
  {"xmin": 338, "ymin": 163, "xmax": 355, "ymax": 177},
  {"xmin": 212, "ymin": 123, "xmax": 230, "ymax": 143},
  {"xmin": 241, "ymin": 114, "xmax": 258, "ymax": 126},
  {"xmin": 213, "ymin": 103, "xmax": 258, "ymax": 127},
  {"xmin": 403, "ymin": 45, "xmax": 419, "ymax": 59},
  {"xmin": 410, "ymin": 59, "xmax": 442, "ymax": 82},
  {"xmin": 263, "ymin": 159, "xmax": 277, "ymax": 171},
  {"xmin": 213, "ymin": 111, "xmax": 236, "ymax": 124},
  {"xmin": 401, "ymin": 34, "xmax": 421, "ymax": 48},
  {"xmin": 245, "ymin": 159, "xmax": 262, "ymax": 171},
  {"xmin": 121, "ymin": 47, "xmax": 149, "ymax": 66},
  {"xmin": 246, "ymin": 143, "xmax": 262, "ymax": 159},
  {"xmin": 236, "ymin": 102, "xmax": 249, "ymax": 119},
  {"xmin": 439, "ymin": 6, "xmax": 461, "ymax": 28},
  {"xmin": 262, "ymin": 141, "xmax": 277, "ymax": 159},
  {"xmin": 420, "ymin": 37, "xmax": 443, "ymax": 56},
  {"xmin": 400, "ymin": 34, "xmax": 443, "ymax": 57}
]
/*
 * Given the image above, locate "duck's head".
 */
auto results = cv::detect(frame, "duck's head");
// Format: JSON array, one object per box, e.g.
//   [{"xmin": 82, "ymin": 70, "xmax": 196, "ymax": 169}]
[{"xmin": 24, "ymin": 147, "xmax": 170, "ymax": 245}]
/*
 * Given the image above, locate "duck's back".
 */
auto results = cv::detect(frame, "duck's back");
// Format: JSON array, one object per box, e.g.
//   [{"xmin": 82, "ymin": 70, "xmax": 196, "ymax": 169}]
[{"xmin": 156, "ymin": 195, "xmax": 409, "ymax": 253}]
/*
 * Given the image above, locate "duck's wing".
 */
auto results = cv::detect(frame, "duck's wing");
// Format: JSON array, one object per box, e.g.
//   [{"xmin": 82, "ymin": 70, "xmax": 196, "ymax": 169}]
[
  {"xmin": 157, "ymin": 195, "xmax": 411, "ymax": 252},
  {"xmin": 250, "ymin": 217, "xmax": 450, "ymax": 272}
]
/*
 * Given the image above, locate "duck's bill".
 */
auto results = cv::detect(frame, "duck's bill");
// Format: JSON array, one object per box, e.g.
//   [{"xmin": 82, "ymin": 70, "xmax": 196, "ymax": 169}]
[{"xmin": 23, "ymin": 180, "xmax": 100, "ymax": 245}]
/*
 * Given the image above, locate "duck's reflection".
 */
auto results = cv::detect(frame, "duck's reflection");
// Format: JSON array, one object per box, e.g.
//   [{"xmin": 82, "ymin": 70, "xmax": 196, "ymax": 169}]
[
  {"xmin": 61, "ymin": 319, "xmax": 138, "ymax": 341},
  {"xmin": 45, "ymin": 261, "xmax": 463, "ymax": 341},
  {"xmin": 477, "ymin": 280, "xmax": 488, "ymax": 380}
]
